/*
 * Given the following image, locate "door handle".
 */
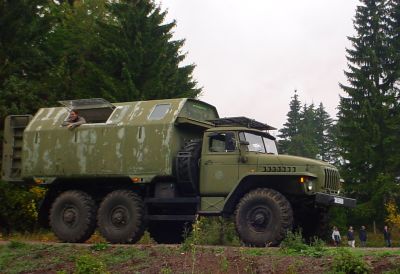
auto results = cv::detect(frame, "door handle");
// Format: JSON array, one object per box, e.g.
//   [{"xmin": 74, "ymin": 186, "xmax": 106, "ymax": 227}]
[{"xmin": 204, "ymin": 160, "xmax": 213, "ymax": 165}]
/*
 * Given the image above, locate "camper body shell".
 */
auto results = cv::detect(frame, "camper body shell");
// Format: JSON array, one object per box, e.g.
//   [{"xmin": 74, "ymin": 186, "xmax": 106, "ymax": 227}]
[{"xmin": 19, "ymin": 98, "xmax": 217, "ymax": 181}]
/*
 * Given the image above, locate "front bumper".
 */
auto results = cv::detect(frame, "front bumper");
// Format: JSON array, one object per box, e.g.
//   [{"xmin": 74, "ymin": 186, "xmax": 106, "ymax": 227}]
[{"xmin": 315, "ymin": 192, "xmax": 356, "ymax": 208}]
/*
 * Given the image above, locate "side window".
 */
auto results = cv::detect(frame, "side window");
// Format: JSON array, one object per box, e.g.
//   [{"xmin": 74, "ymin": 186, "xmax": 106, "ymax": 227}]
[
  {"xmin": 148, "ymin": 104, "xmax": 171, "ymax": 120},
  {"xmin": 208, "ymin": 132, "xmax": 237, "ymax": 152}
]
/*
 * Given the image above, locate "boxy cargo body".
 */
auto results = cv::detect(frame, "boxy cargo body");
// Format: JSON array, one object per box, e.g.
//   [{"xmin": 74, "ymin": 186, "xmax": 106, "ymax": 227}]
[
  {"xmin": 20, "ymin": 98, "xmax": 217, "ymax": 180},
  {"xmin": 2, "ymin": 98, "xmax": 355, "ymax": 246}
]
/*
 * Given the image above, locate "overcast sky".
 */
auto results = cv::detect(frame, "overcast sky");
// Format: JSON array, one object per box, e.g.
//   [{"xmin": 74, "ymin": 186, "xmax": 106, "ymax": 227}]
[{"xmin": 157, "ymin": 0, "xmax": 359, "ymax": 132}]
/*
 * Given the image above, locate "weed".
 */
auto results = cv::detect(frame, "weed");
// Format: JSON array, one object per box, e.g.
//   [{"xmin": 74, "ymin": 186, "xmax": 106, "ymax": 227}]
[
  {"xmin": 160, "ymin": 266, "xmax": 173, "ymax": 274},
  {"xmin": 75, "ymin": 254, "xmax": 109, "ymax": 274},
  {"xmin": 279, "ymin": 231, "xmax": 327, "ymax": 257},
  {"xmin": 220, "ymin": 254, "xmax": 229, "ymax": 272},
  {"xmin": 332, "ymin": 248, "xmax": 372, "ymax": 274},
  {"xmin": 384, "ymin": 268, "xmax": 400, "ymax": 274},
  {"xmin": 181, "ymin": 216, "xmax": 240, "ymax": 248},
  {"xmin": 138, "ymin": 231, "xmax": 156, "ymax": 244},
  {"xmin": 241, "ymin": 248, "xmax": 267, "ymax": 256},
  {"xmin": 90, "ymin": 242, "xmax": 109, "ymax": 252},
  {"xmin": 280, "ymin": 230, "xmax": 308, "ymax": 253},
  {"xmin": 7, "ymin": 240, "xmax": 27, "ymax": 249}
]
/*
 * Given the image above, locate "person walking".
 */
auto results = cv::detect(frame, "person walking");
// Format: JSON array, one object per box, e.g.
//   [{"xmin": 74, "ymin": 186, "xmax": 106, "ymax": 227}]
[
  {"xmin": 332, "ymin": 226, "xmax": 341, "ymax": 247},
  {"xmin": 383, "ymin": 225, "xmax": 392, "ymax": 247},
  {"xmin": 359, "ymin": 225, "xmax": 367, "ymax": 247},
  {"xmin": 347, "ymin": 226, "xmax": 355, "ymax": 248}
]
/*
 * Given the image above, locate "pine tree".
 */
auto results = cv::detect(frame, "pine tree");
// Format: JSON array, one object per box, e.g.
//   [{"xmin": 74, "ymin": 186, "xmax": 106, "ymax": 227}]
[
  {"xmin": 97, "ymin": 0, "xmax": 201, "ymax": 101},
  {"xmin": 315, "ymin": 103, "xmax": 335, "ymax": 162},
  {"xmin": 337, "ymin": 0, "xmax": 398, "ymax": 224},
  {"xmin": 387, "ymin": 0, "xmax": 400, "ymax": 176}
]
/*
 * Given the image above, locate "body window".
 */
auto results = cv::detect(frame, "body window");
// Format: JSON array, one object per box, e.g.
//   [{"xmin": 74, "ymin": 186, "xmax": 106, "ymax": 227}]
[{"xmin": 149, "ymin": 104, "xmax": 171, "ymax": 120}]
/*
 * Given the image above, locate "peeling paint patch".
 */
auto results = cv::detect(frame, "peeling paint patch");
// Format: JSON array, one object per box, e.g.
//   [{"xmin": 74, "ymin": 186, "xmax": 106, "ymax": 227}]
[{"xmin": 117, "ymin": 128, "xmax": 125, "ymax": 140}]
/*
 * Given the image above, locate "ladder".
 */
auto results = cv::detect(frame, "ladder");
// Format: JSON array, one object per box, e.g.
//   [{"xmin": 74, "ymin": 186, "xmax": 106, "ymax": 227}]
[{"xmin": 1, "ymin": 115, "xmax": 32, "ymax": 181}]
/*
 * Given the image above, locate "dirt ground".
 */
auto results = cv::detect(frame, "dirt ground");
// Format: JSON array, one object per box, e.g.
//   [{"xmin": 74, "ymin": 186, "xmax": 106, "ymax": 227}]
[{"xmin": 1, "ymin": 242, "xmax": 398, "ymax": 274}]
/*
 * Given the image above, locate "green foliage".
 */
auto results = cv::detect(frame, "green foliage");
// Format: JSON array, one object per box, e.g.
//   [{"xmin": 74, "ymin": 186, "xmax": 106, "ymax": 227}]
[
  {"xmin": 75, "ymin": 254, "xmax": 109, "ymax": 274},
  {"xmin": 332, "ymin": 248, "xmax": 372, "ymax": 274},
  {"xmin": 278, "ymin": 91, "xmax": 337, "ymax": 162},
  {"xmin": 0, "ymin": 0, "xmax": 201, "ymax": 129},
  {"xmin": 219, "ymin": 253, "xmax": 229, "ymax": 273},
  {"xmin": 337, "ymin": 0, "xmax": 400, "ymax": 226},
  {"xmin": 7, "ymin": 241, "xmax": 27, "ymax": 249},
  {"xmin": 182, "ymin": 217, "xmax": 240, "ymax": 249},
  {"xmin": 280, "ymin": 231, "xmax": 309, "ymax": 253},
  {"xmin": 0, "ymin": 181, "xmax": 45, "ymax": 233},
  {"xmin": 279, "ymin": 231, "xmax": 327, "ymax": 258},
  {"xmin": 90, "ymin": 242, "xmax": 109, "ymax": 252}
]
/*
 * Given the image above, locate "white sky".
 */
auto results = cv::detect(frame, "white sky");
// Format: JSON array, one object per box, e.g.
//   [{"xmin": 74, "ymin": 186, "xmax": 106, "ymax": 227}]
[{"xmin": 157, "ymin": 0, "xmax": 359, "ymax": 131}]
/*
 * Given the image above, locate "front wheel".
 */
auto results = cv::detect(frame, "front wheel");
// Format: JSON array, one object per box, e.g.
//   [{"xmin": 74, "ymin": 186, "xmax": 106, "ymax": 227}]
[
  {"xmin": 235, "ymin": 188, "xmax": 293, "ymax": 247},
  {"xmin": 97, "ymin": 190, "xmax": 146, "ymax": 244}
]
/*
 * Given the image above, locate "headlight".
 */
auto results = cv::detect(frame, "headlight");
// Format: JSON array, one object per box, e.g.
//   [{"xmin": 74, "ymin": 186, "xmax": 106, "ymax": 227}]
[{"xmin": 307, "ymin": 182, "xmax": 313, "ymax": 191}]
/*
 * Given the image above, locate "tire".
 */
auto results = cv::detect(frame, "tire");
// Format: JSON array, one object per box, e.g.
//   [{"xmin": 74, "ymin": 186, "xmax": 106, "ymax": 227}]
[
  {"xmin": 176, "ymin": 139, "xmax": 202, "ymax": 194},
  {"xmin": 49, "ymin": 190, "xmax": 96, "ymax": 243},
  {"xmin": 235, "ymin": 188, "xmax": 293, "ymax": 247},
  {"xmin": 148, "ymin": 221, "xmax": 191, "ymax": 244},
  {"xmin": 97, "ymin": 190, "xmax": 146, "ymax": 244}
]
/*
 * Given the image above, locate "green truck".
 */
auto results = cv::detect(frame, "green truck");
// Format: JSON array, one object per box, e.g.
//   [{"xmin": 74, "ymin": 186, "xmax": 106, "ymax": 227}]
[{"xmin": 2, "ymin": 98, "xmax": 355, "ymax": 246}]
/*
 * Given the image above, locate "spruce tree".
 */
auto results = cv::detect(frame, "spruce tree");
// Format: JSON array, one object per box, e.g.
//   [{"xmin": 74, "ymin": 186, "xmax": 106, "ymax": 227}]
[
  {"xmin": 278, "ymin": 90, "xmax": 301, "ymax": 154},
  {"xmin": 337, "ymin": 0, "xmax": 397, "ymax": 223},
  {"xmin": 315, "ymin": 103, "xmax": 335, "ymax": 162}
]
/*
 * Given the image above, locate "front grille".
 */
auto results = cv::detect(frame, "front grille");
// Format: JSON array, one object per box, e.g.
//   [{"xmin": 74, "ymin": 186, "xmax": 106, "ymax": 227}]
[{"xmin": 324, "ymin": 168, "xmax": 340, "ymax": 192}]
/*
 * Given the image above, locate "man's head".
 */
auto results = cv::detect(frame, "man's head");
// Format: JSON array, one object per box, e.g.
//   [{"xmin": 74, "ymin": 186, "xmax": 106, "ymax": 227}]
[{"xmin": 70, "ymin": 110, "xmax": 78, "ymax": 120}]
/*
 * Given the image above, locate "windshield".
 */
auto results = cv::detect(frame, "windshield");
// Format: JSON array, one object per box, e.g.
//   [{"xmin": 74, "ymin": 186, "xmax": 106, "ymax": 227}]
[
  {"xmin": 240, "ymin": 132, "xmax": 278, "ymax": 155},
  {"xmin": 263, "ymin": 137, "xmax": 278, "ymax": 155}
]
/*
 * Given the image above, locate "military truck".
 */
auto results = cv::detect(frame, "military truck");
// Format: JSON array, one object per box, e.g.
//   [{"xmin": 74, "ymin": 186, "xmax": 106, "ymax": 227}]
[{"xmin": 2, "ymin": 98, "xmax": 355, "ymax": 246}]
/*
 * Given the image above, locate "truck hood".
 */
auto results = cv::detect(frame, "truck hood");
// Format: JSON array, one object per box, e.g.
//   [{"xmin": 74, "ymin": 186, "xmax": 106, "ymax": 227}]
[{"xmin": 257, "ymin": 154, "xmax": 333, "ymax": 168}]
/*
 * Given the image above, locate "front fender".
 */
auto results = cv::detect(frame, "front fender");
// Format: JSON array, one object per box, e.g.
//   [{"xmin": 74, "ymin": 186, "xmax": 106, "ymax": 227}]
[{"xmin": 222, "ymin": 172, "xmax": 317, "ymax": 214}]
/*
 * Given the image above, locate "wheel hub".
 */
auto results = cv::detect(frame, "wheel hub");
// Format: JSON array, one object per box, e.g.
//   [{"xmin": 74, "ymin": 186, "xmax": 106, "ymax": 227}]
[
  {"xmin": 248, "ymin": 207, "xmax": 271, "ymax": 231},
  {"xmin": 62, "ymin": 207, "xmax": 77, "ymax": 226},
  {"xmin": 111, "ymin": 207, "xmax": 128, "ymax": 227}
]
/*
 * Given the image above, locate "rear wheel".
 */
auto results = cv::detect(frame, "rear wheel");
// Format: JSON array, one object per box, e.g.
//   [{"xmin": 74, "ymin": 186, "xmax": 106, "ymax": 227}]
[
  {"xmin": 49, "ymin": 190, "xmax": 96, "ymax": 243},
  {"xmin": 97, "ymin": 190, "xmax": 146, "ymax": 244},
  {"xmin": 235, "ymin": 188, "xmax": 293, "ymax": 247}
]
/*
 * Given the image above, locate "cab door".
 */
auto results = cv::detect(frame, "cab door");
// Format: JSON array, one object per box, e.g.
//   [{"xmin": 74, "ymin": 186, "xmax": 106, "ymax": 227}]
[{"xmin": 200, "ymin": 132, "xmax": 239, "ymax": 195}]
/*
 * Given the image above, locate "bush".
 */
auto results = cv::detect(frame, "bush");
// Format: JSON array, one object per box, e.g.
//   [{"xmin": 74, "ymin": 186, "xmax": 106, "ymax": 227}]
[
  {"xmin": 280, "ymin": 231, "xmax": 327, "ymax": 257},
  {"xmin": 0, "ymin": 180, "xmax": 45, "ymax": 233},
  {"xmin": 332, "ymin": 248, "xmax": 371, "ymax": 274},
  {"xmin": 280, "ymin": 230, "xmax": 308, "ymax": 253},
  {"xmin": 183, "ymin": 216, "xmax": 240, "ymax": 248}
]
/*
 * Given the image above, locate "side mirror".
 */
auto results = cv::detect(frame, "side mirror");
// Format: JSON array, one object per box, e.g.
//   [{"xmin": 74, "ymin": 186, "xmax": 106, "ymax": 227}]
[{"xmin": 239, "ymin": 140, "xmax": 249, "ymax": 163}]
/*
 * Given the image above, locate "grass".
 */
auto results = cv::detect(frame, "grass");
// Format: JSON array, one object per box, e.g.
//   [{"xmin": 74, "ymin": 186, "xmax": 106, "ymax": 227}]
[
  {"xmin": 0, "ymin": 240, "xmax": 399, "ymax": 273},
  {"xmin": 0, "ymin": 241, "xmax": 153, "ymax": 274}
]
